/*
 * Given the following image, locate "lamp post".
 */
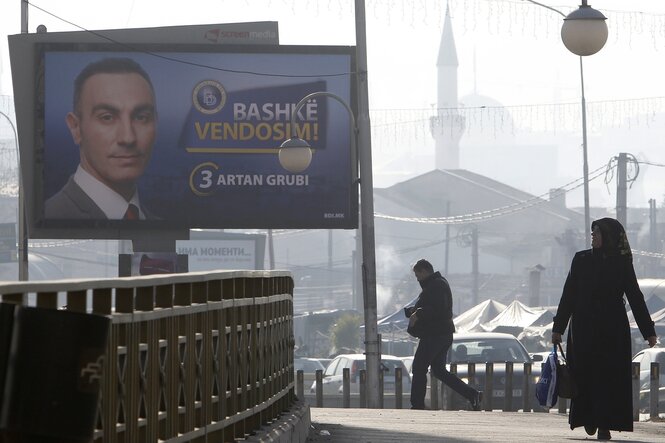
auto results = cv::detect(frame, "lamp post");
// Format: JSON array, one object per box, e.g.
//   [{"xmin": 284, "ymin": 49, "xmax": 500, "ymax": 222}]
[
  {"xmin": 525, "ymin": 0, "xmax": 608, "ymax": 246},
  {"xmin": 0, "ymin": 111, "xmax": 28, "ymax": 281},
  {"xmin": 279, "ymin": 89, "xmax": 382, "ymax": 408}
]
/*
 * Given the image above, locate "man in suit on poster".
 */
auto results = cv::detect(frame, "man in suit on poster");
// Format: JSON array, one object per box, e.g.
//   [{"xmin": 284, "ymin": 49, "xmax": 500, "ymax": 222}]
[{"xmin": 45, "ymin": 57, "xmax": 158, "ymax": 220}]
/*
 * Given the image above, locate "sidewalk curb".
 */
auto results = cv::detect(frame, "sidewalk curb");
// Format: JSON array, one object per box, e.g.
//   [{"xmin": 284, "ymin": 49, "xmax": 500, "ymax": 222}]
[{"xmin": 245, "ymin": 401, "xmax": 311, "ymax": 443}]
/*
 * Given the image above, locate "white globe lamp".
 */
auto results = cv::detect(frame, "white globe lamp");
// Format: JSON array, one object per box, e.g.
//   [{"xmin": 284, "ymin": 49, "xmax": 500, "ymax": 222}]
[{"xmin": 278, "ymin": 137, "xmax": 313, "ymax": 173}]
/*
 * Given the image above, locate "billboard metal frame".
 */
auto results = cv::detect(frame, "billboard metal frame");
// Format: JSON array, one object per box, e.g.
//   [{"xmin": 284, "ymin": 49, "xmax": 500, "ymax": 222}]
[{"xmin": 10, "ymin": 28, "xmax": 358, "ymax": 239}]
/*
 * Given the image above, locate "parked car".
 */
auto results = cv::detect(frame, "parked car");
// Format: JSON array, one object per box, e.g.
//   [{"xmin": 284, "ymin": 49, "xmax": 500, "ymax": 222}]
[
  {"xmin": 631, "ymin": 347, "xmax": 665, "ymax": 411},
  {"xmin": 317, "ymin": 358, "xmax": 333, "ymax": 370},
  {"xmin": 431, "ymin": 332, "xmax": 541, "ymax": 410},
  {"xmin": 310, "ymin": 353, "xmax": 412, "ymax": 395},
  {"xmin": 294, "ymin": 357, "xmax": 327, "ymax": 385}
]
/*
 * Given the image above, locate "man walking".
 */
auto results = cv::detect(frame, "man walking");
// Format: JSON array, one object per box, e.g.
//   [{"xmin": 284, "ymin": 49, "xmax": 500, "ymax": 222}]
[{"xmin": 405, "ymin": 259, "xmax": 482, "ymax": 410}]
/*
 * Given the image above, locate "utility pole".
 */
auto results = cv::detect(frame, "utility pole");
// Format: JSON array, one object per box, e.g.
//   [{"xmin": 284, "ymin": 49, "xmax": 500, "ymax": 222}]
[
  {"xmin": 471, "ymin": 226, "xmax": 478, "ymax": 306},
  {"xmin": 328, "ymin": 229, "xmax": 333, "ymax": 297},
  {"xmin": 649, "ymin": 199, "xmax": 658, "ymax": 252},
  {"xmin": 649, "ymin": 198, "xmax": 658, "ymax": 277},
  {"xmin": 444, "ymin": 201, "xmax": 450, "ymax": 275},
  {"xmin": 351, "ymin": 244, "xmax": 358, "ymax": 310},
  {"xmin": 616, "ymin": 153, "xmax": 628, "ymax": 228},
  {"xmin": 528, "ymin": 265, "xmax": 544, "ymax": 307}
]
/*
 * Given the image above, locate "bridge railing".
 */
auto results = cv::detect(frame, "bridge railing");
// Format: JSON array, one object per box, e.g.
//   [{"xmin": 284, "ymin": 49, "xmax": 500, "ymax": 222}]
[
  {"xmin": 0, "ymin": 270, "xmax": 295, "ymax": 443},
  {"xmin": 297, "ymin": 361, "xmax": 662, "ymax": 419}
]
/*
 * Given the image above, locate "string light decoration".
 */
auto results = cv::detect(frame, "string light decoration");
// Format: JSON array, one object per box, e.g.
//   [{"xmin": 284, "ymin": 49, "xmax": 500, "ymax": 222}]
[
  {"xmin": 371, "ymin": 96, "xmax": 665, "ymax": 149},
  {"xmin": 21, "ymin": 2, "xmax": 665, "ymax": 143}
]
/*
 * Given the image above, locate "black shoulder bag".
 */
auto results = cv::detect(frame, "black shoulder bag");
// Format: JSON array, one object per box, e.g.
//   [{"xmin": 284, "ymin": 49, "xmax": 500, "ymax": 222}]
[{"xmin": 556, "ymin": 343, "xmax": 578, "ymax": 399}]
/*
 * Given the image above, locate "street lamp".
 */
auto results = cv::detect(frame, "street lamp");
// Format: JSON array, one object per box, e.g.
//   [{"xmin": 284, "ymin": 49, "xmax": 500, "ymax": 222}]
[
  {"xmin": 279, "ymin": 90, "xmax": 382, "ymax": 407},
  {"xmin": 525, "ymin": 0, "xmax": 608, "ymax": 247},
  {"xmin": 561, "ymin": 2, "xmax": 608, "ymax": 56},
  {"xmin": 280, "ymin": 0, "xmax": 381, "ymax": 409}
]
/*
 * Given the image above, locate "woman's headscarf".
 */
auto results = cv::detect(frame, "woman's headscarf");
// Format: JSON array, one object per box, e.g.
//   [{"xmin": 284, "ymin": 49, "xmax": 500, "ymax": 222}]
[{"xmin": 591, "ymin": 217, "xmax": 632, "ymax": 258}]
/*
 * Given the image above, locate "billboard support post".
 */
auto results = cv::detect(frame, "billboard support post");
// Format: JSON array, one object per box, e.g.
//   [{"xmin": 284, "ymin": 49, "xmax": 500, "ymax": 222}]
[
  {"xmin": 20, "ymin": 0, "xmax": 28, "ymax": 34},
  {"xmin": 354, "ymin": 0, "xmax": 381, "ymax": 409},
  {"xmin": 0, "ymin": 111, "xmax": 27, "ymax": 281}
]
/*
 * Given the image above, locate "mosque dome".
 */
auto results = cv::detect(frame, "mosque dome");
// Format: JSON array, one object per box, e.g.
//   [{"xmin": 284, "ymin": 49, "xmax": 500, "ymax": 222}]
[
  {"xmin": 458, "ymin": 93, "xmax": 515, "ymax": 134},
  {"xmin": 459, "ymin": 93, "xmax": 505, "ymax": 109}
]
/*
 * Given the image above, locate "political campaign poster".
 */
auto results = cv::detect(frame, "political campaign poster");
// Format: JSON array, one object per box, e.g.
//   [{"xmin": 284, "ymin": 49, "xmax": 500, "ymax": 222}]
[{"xmin": 34, "ymin": 44, "xmax": 357, "ymax": 236}]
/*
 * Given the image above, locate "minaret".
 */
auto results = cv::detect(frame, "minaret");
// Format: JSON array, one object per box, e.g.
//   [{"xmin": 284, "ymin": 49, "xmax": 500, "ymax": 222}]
[{"xmin": 430, "ymin": 4, "xmax": 465, "ymax": 170}]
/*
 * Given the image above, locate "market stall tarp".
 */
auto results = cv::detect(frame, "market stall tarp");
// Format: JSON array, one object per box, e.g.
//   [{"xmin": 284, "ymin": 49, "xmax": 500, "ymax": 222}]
[
  {"xmin": 453, "ymin": 299, "xmax": 507, "ymax": 333},
  {"xmin": 376, "ymin": 296, "xmax": 418, "ymax": 334},
  {"xmin": 480, "ymin": 300, "xmax": 547, "ymax": 335}
]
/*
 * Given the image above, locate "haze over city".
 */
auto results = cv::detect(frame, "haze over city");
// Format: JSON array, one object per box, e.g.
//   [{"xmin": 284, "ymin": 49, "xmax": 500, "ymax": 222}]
[
  {"xmin": 0, "ymin": 1, "xmax": 663, "ymax": 303},
  {"xmin": 3, "ymin": 0, "xmax": 665, "ymax": 208}
]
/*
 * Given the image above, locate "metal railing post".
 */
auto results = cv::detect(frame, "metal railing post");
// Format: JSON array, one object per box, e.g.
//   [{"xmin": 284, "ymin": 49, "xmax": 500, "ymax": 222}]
[
  {"xmin": 504, "ymin": 361, "xmax": 513, "ymax": 412},
  {"xmin": 632, "ymin": 362, "xmax": 640, "ymax": 421},
  {"xmin": 343, "ymin": 368, "xmax": 350, "ymax": 408},
  {"xmin": 431, "ymin": 373, "xmax": 440, "ymax": 410},
  {"xmin": 395, "ymin": 367, "xmax": 403, "ymax": 409},
  {"xmin": 440, "ymin": 373, "xmax": 446, "ymax": 409},
  {"xmin": 484, "ymin": 362, "xmax": 493, "ymax": 411},
  {"xmin": 359, "ymin": 369, "xmax": 367, "ymax": 408},
  {"xmin": 315, "ymin": 369, "xmax": 323, "ymax": 407},
  {"xmin": 449, "ymin": 363, "xmax": 458, "ymax": 409},
  {"xmin": 650, "ymin": 362, "xmax": 660, "ymax": 419},
  {"xmin": 468, "ymin": 362, "xmax": 476, "ymax": 393},
  {"xmin": 379, "ymin": 365, "xmax": 384, "ymax": 409},
  {"xmin": 297, "ymin": 370, "xmax": 304, "ymax": 401},
  {"xmin": 523, "ymin": 362, "xmax": 532, "ymax": 412}
]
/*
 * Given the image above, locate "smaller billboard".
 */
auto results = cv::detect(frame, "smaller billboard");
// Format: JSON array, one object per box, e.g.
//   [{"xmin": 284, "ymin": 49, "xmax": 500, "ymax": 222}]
[{"xmin": 176, "ymin": 231, "xmax": 266, "ymax": 271}]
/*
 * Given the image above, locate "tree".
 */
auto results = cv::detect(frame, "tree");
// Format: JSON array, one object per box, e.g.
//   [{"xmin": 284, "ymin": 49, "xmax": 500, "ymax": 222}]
[{"xmin": 330, "ymin": 312, "xmax": 362, "ymax": 352}]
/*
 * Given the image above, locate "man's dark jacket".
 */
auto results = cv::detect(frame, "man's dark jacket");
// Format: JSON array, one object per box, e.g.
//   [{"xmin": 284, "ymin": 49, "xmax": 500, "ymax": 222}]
[{"xmin": 410, "ymin": 271, "xmax": 456, "ymax": 337}]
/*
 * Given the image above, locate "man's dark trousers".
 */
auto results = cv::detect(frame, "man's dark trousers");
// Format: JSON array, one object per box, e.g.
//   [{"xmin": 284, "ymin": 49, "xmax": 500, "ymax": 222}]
[{"xmin": 411, "ymin": 334, "xmax": 477, "ymax": 409}]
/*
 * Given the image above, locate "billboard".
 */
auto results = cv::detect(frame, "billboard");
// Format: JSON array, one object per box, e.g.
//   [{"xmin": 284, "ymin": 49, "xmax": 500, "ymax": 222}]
[
  {"xmin": 10, "ymin": 33, "xmax": 357, "ymax": 239},
  {"xmin": 176, "ymin": 231, "xmax": 266, "ymax": 271}
]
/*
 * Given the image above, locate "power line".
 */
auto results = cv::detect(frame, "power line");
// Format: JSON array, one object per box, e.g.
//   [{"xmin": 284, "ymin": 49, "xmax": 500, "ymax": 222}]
[
  {"xmin": 375, "ymin": 163, "xmax": 612, "ymax": 225},
  {"xmin": 637, "ymin": 161, "xmax": 665, "ymax": 168},
  {"xmin": 27, "ymin": 1, "xmax": 353, "ymax": 79}
]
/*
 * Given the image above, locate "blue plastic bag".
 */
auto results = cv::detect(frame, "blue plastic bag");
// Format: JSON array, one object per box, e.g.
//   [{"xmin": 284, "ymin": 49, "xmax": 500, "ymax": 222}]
[{"xmin": 535, "ymin": 345, "xmax": 558, "ymax": 408}]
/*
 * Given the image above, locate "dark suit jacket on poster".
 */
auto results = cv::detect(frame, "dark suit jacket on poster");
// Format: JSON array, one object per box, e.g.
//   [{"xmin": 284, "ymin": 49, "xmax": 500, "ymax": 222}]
[{"xmin": 44, "ymin": 177, "xmax": 157, "ymax": 220}]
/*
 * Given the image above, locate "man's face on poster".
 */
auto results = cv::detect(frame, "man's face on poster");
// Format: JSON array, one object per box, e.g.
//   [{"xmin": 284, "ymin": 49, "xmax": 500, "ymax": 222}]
[{"xmin": 66, "ymin": 72, "xmax": 157, "ymax": 193}]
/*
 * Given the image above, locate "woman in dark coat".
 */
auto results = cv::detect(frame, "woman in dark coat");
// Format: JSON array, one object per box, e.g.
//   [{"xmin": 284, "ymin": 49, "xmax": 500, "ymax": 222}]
[{"xmin": 552, "ymin": 218, "xmax": 658, "ymax": 441}]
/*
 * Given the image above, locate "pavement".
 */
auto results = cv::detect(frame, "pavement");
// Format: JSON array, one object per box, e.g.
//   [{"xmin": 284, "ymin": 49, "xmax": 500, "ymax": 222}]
[{"xmin": 307, "ymin": 408, "xmax": 665, "ymax": 443}]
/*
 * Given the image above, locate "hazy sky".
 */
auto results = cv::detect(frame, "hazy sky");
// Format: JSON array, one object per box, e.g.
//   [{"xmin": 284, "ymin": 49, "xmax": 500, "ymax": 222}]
[{"xmin": 2, "ymin": 0, "xmax": 665, "ymax": 208}]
